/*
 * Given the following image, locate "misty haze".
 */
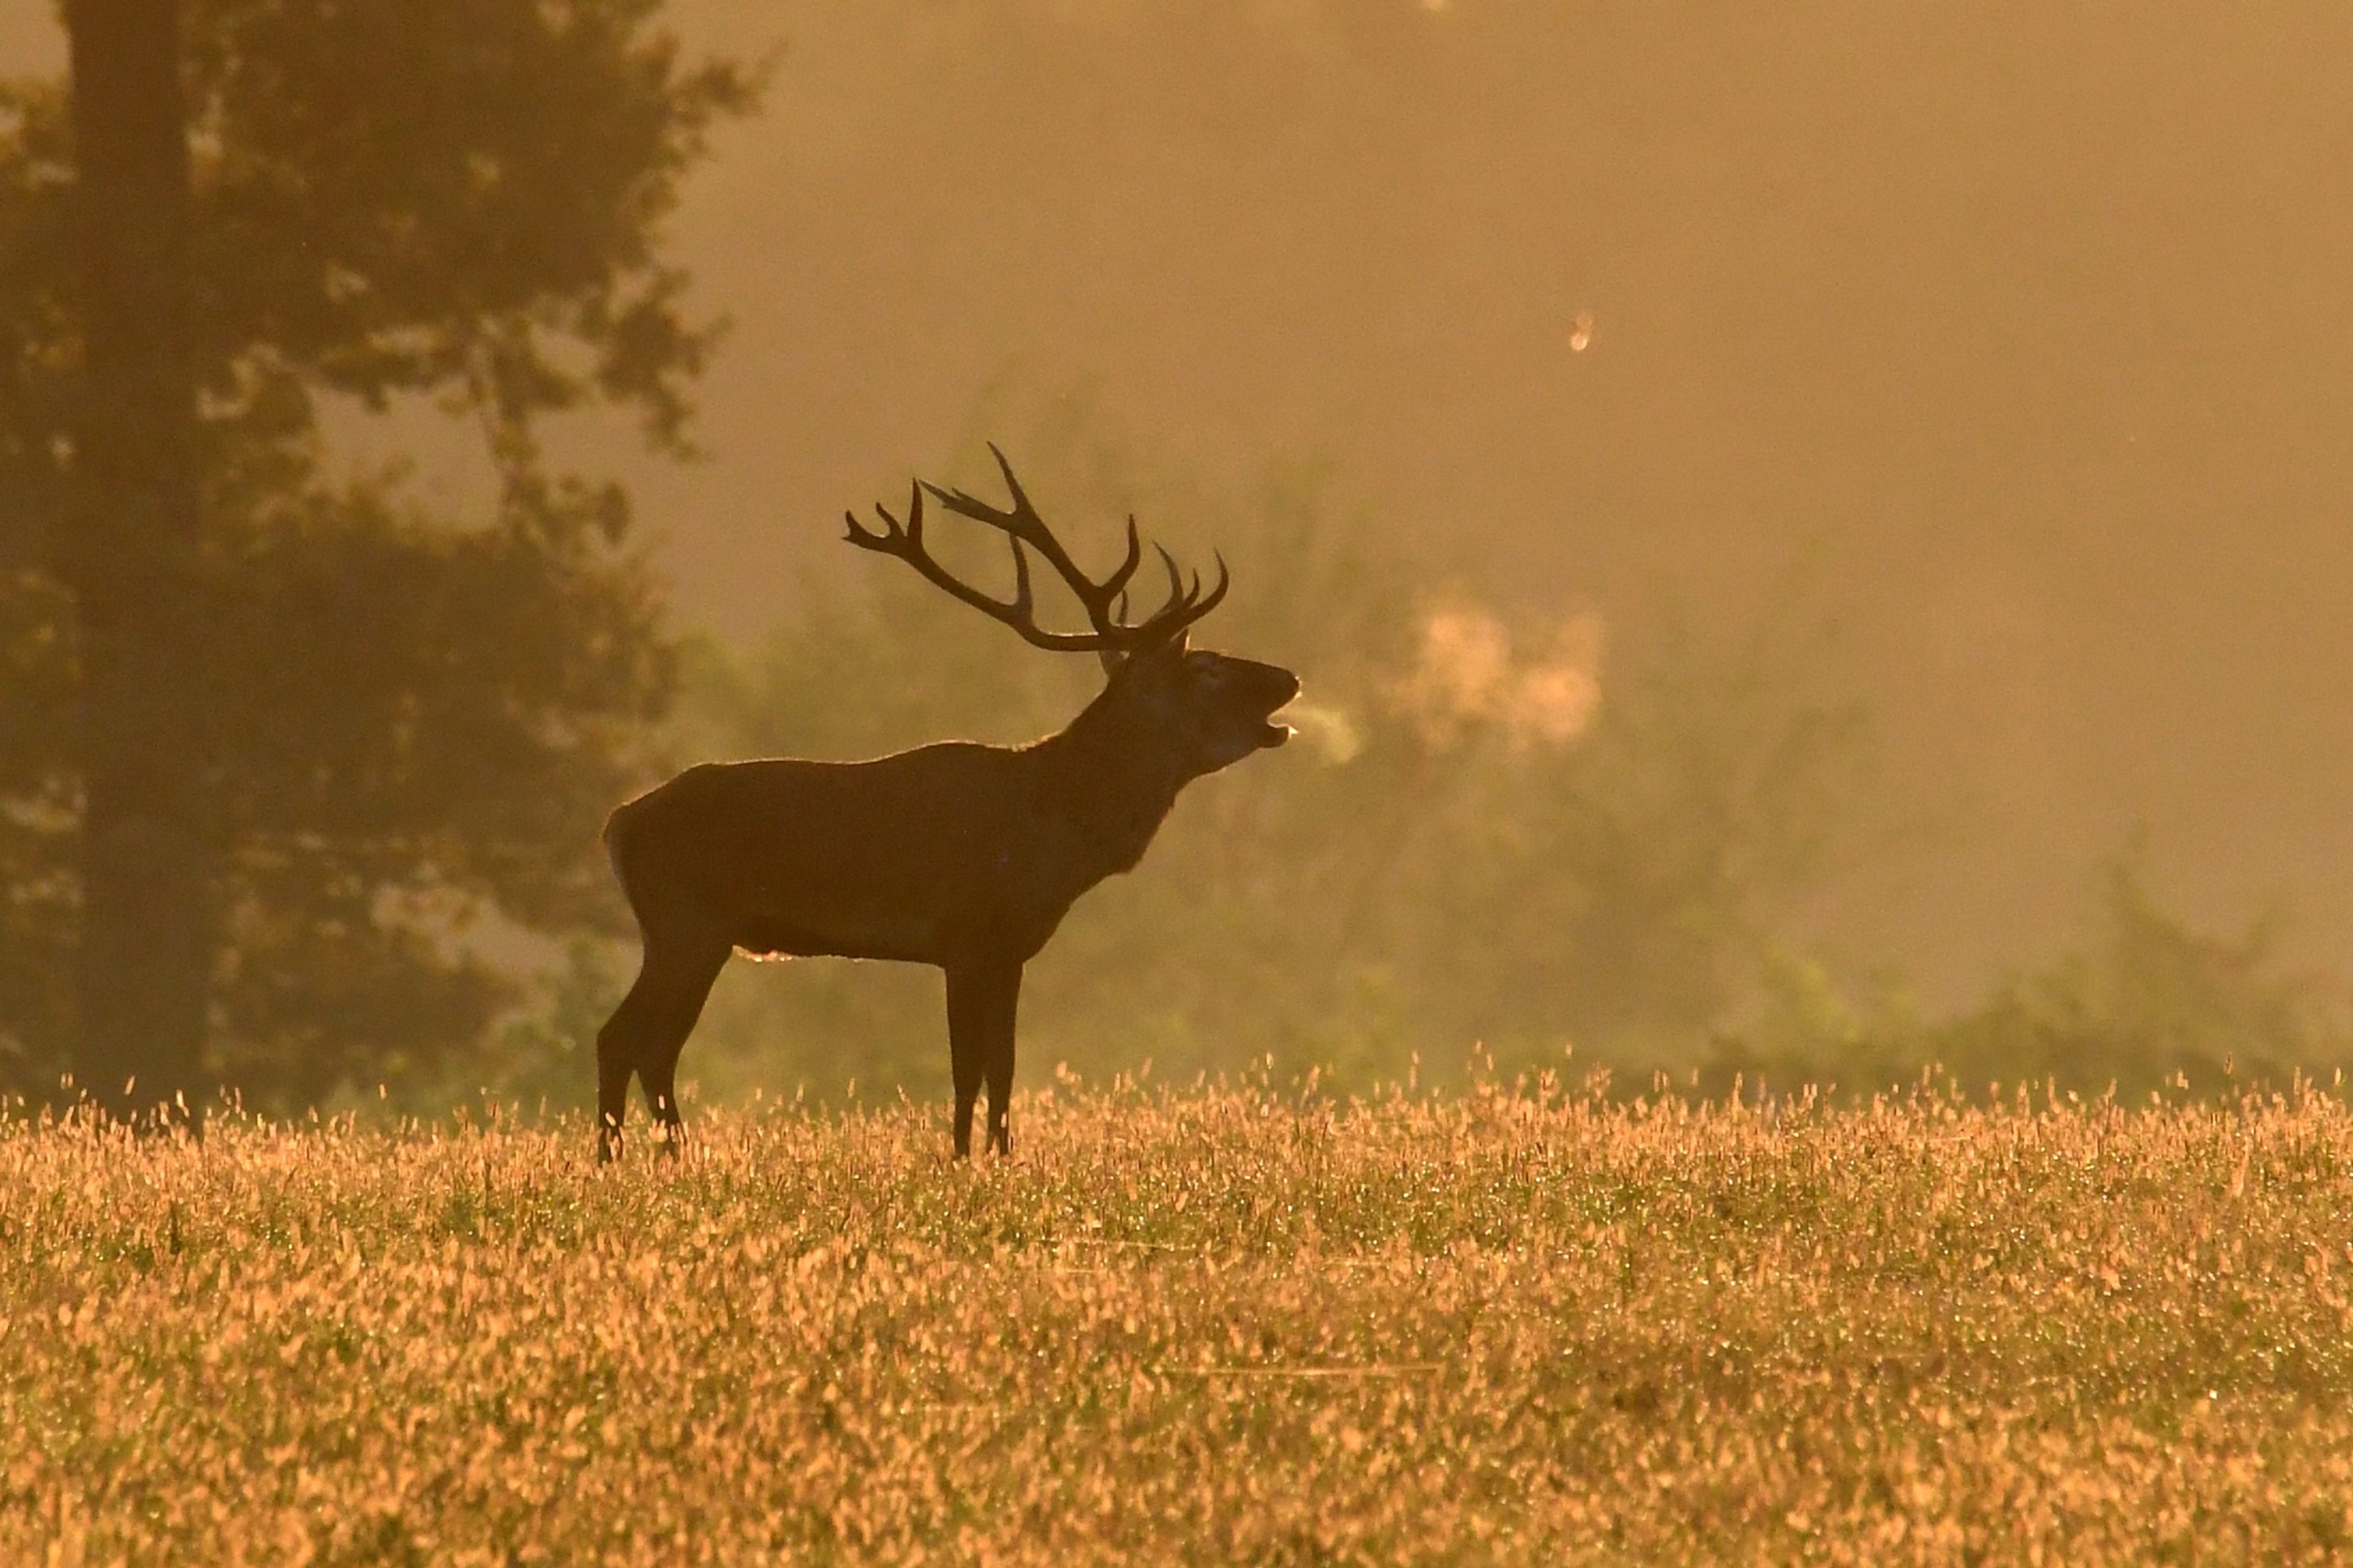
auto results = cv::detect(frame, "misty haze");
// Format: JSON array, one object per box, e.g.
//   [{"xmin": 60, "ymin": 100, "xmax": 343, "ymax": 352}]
[{"xmin": 14, "ymin": 4, "xmax": 2353, "ymax": 1560}]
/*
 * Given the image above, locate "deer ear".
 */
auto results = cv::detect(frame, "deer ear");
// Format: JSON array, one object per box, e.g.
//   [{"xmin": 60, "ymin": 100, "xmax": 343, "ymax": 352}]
[{"xmin": 1101, "ymin": 627, "xmax": 1188, "ymax": 679}]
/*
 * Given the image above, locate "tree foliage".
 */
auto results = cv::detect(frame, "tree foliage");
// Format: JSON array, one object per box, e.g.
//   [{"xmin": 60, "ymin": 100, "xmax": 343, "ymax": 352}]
[{"xmin": 0, "ymin": 0, "xmax": 753, "ymax": 1106}]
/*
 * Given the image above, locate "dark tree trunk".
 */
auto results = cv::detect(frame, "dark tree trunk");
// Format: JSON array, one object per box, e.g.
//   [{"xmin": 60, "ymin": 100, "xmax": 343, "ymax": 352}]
[{"xmin": 62, "ymin": 0, "xmax": 214, "ymax": 1118}]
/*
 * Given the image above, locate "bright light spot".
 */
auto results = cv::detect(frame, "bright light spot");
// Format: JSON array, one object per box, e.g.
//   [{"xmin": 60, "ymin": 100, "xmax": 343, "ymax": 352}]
[
  {"xmin": 1569, "ymin": 310, "xmax": 1596, "ymax": 352},
  {"xmin": 1423, "ymin": 609, "xmax": 1510, "ymax": 715},
  {"xmin": 1515, "ymin": 660, "xmax": 1601, "ymax": 744},
  {"xmin": 1393, "ymin": 604, "xmax": 1605, "ymax": 748}
]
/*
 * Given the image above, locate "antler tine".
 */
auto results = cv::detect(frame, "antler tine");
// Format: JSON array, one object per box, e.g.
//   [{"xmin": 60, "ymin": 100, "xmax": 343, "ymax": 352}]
[
  {"xmin": 1152, "ymin": 543, "xmax": 1185, "ymax": 614},
  {"xmin": 919, "ymin": 445, "xmax": 1037, "ymax": 530},
  {"xmin": 1100, "ymin": 517, "xmax": 1145, "ymax": 606},
  {"xmin": 985, "ymin": 441, "xmax": 1034, "ymax": 517},
  {"xmin": 1005, "ymin": 533, "xmax": 1034, "ymax": 623},
  {"xmin": 1195, "ymin": 551, "xmax": 1232, "ymax": 618},
  {"xmin": 1154, "ymin": 550, "xmax": 1230, "ymax": 633},
  {"xmin": 841, "ymin": 478, "xmax": 921, "ymax": 551}
]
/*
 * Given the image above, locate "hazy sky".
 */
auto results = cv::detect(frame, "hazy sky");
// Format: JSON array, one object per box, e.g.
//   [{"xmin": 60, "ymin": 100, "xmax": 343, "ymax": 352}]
[{"xmin": 10, "ymin": 1, "xmax": 2353, "ymax": 1000}]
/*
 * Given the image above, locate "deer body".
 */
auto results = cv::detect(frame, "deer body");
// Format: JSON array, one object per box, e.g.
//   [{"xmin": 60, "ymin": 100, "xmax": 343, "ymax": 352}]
[
  {"xmin": 608, "ymin": 714, "xmax": 1188, "ymax": 972},
  {"xmin": 596, "ymin": 449, "xmax": 1296, "ymax": 1161}
]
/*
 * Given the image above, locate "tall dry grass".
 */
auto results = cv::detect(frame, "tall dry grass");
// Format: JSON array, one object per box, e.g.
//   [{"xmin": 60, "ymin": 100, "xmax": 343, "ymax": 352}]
[{"xmin": 5, "ymin": 1074, "xmax": 2351, "ymax": 1564}]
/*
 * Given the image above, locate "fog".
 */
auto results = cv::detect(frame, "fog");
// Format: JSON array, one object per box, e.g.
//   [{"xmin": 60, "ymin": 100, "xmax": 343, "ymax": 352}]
[{"xmin": 12, "ymin": 0, "xmax": 2353, "ymax": 1013}]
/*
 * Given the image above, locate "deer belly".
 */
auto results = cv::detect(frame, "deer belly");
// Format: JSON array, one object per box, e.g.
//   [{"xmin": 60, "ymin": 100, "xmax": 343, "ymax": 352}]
[{"xmin": 733, "ymin": 908, "xmax": 940, "ymax": 965}]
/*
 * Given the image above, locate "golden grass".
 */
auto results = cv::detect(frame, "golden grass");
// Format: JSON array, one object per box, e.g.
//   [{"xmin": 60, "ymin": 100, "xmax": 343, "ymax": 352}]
[{"xmin": 6, "ymin": 1076, "xmax": 2353, "ymax": 1564}]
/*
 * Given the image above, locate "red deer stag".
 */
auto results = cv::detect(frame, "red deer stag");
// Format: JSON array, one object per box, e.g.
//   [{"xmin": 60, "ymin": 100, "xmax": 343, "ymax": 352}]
[{"xmin": 595, "ymin": 448, "xmax": 1299, "ymax": 1161}]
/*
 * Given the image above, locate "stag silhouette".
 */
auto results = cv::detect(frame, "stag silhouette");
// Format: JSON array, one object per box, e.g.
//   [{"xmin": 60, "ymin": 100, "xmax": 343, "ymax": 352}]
[{"xmin": 596, "ymin": 449, "xmax": 1299, "ymax": 1160}]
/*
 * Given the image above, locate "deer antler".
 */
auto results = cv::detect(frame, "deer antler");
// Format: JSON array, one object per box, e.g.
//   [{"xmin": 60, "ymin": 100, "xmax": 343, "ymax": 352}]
[{"xmin": 845, "ymin": 445, "xmax": 1229, "ymax": 667}]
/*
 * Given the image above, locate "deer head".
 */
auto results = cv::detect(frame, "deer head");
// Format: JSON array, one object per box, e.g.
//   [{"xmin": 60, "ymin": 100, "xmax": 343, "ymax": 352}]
[{"xmin": 1106, "ymin": 630, "xmax": 1298, "ymax": 778}]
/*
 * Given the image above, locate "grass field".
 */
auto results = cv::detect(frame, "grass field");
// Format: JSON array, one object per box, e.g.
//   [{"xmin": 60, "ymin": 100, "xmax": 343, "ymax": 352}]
[{"xmin": 6, "ymin": 1074, "xmax": 2353, "ymax": 1564}]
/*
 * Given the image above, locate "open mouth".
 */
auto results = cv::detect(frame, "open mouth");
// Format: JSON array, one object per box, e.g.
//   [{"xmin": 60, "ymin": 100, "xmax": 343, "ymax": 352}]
[{"xmin": 1259, "ymin": 703, "xmax": 1296, "ymax": 747}]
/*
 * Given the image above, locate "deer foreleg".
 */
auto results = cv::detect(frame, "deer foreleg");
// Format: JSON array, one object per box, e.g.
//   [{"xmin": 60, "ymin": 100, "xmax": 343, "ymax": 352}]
[
  {"xmin": 985, "ymin": 1016, "xmax": 1017, "ymax": 1157},
  {"xmin": 946, "ymin": 960, "xmax": 1022, "ymax": 1160},
  {"xmin": 641, "ymin": 1045, "xmax": 692, "ymax": 1159},
  {"xmin": 950, "ymin": 1043, "xmax": 982, "ymax": 1160}
]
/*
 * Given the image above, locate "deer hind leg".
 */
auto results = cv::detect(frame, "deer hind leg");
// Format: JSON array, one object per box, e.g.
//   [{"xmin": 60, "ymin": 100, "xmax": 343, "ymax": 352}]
[
  {"xmin": 945, "ymin": 960, "xmax": 1021, "ymax": 1160},
  {"xmin": 597, "ymin": 1028, "xmax": 632, "ymax": 1163},
  {"xmin": 597, "ymin": 928, "xmax": 730, "ymax": 1163}
]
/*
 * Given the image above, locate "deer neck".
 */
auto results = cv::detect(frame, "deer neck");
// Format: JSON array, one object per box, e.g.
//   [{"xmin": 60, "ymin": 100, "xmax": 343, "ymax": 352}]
[{"xmin": 1030, "ymin": 688, "xmax": 1187, "ymax": 876}]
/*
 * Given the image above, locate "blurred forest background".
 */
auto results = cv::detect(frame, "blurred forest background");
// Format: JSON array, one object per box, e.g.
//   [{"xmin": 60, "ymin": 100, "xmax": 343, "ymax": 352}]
[{"xmin": 5, "ymin": 1, "xmax": 2352, "ymax": 1117}]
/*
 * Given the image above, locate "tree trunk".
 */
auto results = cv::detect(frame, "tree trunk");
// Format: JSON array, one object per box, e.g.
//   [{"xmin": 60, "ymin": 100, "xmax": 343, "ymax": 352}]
[{"xmin": 62, "ymin": 0, "xmax": 214, "ymax": 1119}]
